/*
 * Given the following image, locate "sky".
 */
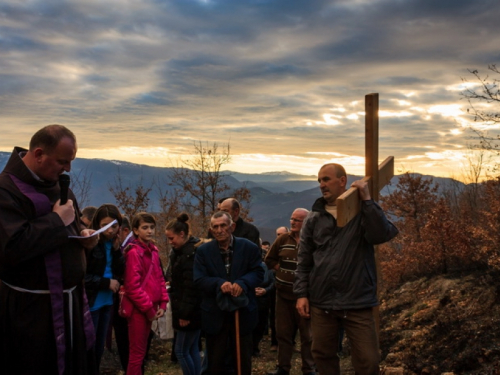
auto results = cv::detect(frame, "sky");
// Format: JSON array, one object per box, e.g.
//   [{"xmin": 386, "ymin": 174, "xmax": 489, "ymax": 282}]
[{"xmin": 1, "ymin": 0, "xmax": 500, "ymax": 180}]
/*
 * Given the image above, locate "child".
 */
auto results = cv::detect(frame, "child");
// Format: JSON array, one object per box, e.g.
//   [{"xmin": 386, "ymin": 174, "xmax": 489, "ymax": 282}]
[
  {"xmin": 165, "ymin": 213, "xmax": 203, "ymax": 375},
  {"xmin": 124, "ymin": 212, "xmax": 169, "ymax": 375},
  {"xmin": 85, "ymin": 203, "xmax": 125, "ymax": 370}
]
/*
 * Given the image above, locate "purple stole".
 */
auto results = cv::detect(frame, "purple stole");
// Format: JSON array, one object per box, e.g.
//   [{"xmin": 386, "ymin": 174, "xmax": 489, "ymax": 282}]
[{"xmin": 9, "ymin": 174, "xmax": 95, "ymax": 375}]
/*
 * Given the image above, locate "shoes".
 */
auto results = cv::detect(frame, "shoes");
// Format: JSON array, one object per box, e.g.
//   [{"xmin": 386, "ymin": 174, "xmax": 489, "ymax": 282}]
[
  {"xmin": 267, "ymin": 368, "xmax": 289, "ymax": 375},
  {"xmin": 270, "ymin": 345, "xmax": 278, "ymax": 352}
]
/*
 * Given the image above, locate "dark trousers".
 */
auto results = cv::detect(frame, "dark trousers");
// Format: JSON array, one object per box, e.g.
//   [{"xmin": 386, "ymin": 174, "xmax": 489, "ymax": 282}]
[
  {"xmin": 269, "ymin": 289, "xmax": 278, "ymax": 346},
  {"xmin": 275, "ymin": 293, "xmax": 315, "ymax": 373},
  {"xmin": 206, "ymin": 313, "xmax": 253, "ymax": 375},
  {"xmin": 253, "ymin": 305, "xmax": 269, "ymax": 353},
  {"xmin": 91, "ymin": 305, "xmax": 113, "ymax": 370},
  {"xmin": 310, "ymin": 306, "xmax": 379, "ymax": 375},
  {"xmin": 112, "ymin": 300, "xmax": 130, "ymax": 371}
]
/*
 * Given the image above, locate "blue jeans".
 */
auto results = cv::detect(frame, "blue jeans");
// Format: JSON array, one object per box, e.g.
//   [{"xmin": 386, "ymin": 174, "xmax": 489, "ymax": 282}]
[
  {"xmin": 91, "ymin": 304, "xmax": 113, "ymax": 369},
  {"xmin": 174, "ymin": 329, "xmax": 202, "ymax": 375}
]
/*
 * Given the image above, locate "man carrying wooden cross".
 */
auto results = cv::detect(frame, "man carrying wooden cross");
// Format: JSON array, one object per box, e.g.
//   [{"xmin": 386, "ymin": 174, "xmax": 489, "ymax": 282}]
[{"xmin": 294, "ymin": 163, "xmax": 398, "ymax": 375}]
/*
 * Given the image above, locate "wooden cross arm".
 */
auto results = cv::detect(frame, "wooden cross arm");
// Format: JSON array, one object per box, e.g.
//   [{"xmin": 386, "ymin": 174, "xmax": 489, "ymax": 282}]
[{"xmin": 335, "ymin": 156, "xmax": 394, "ymax": 227}]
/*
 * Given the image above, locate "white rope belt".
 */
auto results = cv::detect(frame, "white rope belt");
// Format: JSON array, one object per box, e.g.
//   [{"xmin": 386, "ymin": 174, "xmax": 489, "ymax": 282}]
[{"xmin": 2, "ymin": 281, "xmax": 77, "ymax": 348}]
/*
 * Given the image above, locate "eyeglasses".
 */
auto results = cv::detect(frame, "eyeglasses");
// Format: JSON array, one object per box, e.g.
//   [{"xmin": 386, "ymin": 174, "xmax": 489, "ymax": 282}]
[{"xmin": 290, "ymin": 218, "xmax": 303, "ymax": 223}]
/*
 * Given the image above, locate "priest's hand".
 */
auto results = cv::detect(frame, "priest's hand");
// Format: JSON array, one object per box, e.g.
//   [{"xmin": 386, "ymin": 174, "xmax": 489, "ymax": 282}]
[
  {"xmin": 53, "ymin": 199, "xmax": 75, "ymax": 226},
  {"xmin": 78, "ymin": 229, "xmax": 99, "ymax": 249}
]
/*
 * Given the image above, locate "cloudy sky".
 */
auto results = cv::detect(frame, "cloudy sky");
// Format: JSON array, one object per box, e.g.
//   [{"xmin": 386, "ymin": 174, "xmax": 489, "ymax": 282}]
[{"xmin": 1, "ymin": 0, "xmax": 500, "ymax": 179}]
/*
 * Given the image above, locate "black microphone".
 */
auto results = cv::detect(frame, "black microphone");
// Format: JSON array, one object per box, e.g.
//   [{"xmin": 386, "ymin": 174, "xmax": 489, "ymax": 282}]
[{"xmin": 59, "ymin": 174, "xmax": 71, "ymax": 205}]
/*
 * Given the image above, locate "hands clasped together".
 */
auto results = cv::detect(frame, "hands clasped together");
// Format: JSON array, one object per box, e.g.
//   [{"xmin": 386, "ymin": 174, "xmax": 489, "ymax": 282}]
[{"xmin": 221, "ymin": 281, "xmax": 243, "ymax": 297}]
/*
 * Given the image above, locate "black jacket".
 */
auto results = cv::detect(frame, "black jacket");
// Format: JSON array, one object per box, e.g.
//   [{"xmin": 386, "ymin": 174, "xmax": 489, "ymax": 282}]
[
  {"xmin": 84, "ymin": 240, "xmax": 125, "ymax": 308},
  {"xmin": 169, "ymin": 236, "xmax": 202, "ymax": 331},
  {"xmin": 294, "ymin": 197, "xmax": 398, "ymax": 310},
  {"xmin": 233, "ymin": 217, "xmax": 260, "ymax": 247}
]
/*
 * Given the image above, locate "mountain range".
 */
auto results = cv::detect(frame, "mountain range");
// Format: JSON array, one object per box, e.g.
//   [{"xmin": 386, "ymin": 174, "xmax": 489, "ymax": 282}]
[{"xmin": 0, "ymin": 151, "xmax": 463, "ymax": 242}]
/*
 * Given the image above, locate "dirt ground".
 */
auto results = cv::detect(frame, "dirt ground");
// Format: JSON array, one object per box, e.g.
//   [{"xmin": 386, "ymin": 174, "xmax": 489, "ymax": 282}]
[
  {"xmin": 100, "ymin": 270, "xmax": 500, "ymax": 375},
  {"xmin": 100, "ymin": 332, "xmax": 354, "ymax": 375}
]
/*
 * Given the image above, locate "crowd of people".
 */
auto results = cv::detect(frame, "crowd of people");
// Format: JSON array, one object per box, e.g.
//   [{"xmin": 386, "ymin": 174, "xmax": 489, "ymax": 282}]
[{"xmin": 0, "ymin": 125, "xmax": 398, "ymax": 375}]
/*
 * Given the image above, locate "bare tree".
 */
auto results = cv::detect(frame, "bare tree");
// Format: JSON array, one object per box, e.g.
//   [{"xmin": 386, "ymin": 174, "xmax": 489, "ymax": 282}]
[
  {"xmin": 170, "ymin": 141, "xmax": 251, "ymax": 233},
  {"xmin": 70, "ymin": 164, "xmax": 93, "ymax": 208},
  {"xmin": 461, "ymin": 65, "xmax": 500, "ymax": 171},
  {"xmin": 108, "ymin": 169, "xmax": 152, "ymax": 219},
  {"xmin": 462, "ymin": 65, "xmax": 500, "ymax": 125}
]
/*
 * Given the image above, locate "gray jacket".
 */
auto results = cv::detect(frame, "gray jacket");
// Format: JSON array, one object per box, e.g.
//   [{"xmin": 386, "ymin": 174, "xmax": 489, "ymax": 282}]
[{"xmin": 294, "ymin": 197, "xmax": 398, "ymax": 310}]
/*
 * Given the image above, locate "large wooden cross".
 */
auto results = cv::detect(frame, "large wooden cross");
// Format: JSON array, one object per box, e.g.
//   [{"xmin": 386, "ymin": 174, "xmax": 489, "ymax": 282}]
[{"xmin": 336, "ymin": 93, "xmax": 394, "ymax": 227}]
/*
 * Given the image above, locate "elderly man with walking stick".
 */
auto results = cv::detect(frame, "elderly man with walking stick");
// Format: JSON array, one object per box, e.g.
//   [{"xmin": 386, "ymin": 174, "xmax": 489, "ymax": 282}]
[{"xmin": 194, "ymin": 211, "xmax": 264, "ymax": 375}]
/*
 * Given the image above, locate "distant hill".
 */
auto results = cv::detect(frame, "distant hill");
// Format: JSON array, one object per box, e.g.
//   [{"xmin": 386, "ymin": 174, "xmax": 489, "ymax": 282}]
[{"xmin": 0, "ymin": 152, "xmax": 466, "ymax": 242}]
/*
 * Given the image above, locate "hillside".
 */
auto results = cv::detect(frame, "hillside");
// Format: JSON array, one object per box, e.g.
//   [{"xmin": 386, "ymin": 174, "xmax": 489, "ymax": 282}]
[
  {"xmin": 379, "ymin": 270, "xmax": 500, "ymax": 374},
  {"xmin": 98, "ymin": 270, "xmax": 500, "ymax": 375}
]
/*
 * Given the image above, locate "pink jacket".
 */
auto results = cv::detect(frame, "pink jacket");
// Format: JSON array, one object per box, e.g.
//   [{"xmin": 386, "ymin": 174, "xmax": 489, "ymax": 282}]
[{"xmin": 124, "ymin": 239, "xmax": 169, "ymax": 320}]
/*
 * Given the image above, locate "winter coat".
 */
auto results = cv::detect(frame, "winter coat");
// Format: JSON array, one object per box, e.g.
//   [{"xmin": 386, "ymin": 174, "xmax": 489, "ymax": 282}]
[
  {"xmin": 193, "ymin": 237, "xmax": 264, "ymax": 336},
  {"xmin": 84, "ymin": 240, "xmax": 125, "ymax": 308},
  {"xmin": 294, "ymin": 197, "xmax": 398, "ymax": 310},
  {"xmin": 169, "ymin": 236, "xmax": 202, "ymax": 331},
  {"xmin": 124, "ymin": 239, "xmax": 169, "ymax": 320}
]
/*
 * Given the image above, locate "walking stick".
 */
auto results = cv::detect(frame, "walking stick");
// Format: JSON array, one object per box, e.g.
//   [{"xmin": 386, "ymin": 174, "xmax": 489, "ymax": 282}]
[{"xmin": 235, "ymin": 309, "xmax": 241, "ymax": 375}]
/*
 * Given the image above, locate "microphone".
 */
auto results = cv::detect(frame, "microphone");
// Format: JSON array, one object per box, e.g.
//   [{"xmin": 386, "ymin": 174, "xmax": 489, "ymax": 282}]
[{"xmin": 59, "ymin": 174, "xmax": 71, "ymax": 205}]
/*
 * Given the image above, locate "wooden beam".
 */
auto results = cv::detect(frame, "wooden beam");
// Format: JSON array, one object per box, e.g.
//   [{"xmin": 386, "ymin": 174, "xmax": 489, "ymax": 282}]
[
  {"xmin": 336, "ymin": 176, "xmax": 370, "ymax": 227},
  {"xmin": 335, "ymin": 157, "xmax": 394, "ymax": 227},
  {"xmin": 365, "ymin": 93, "xmax": 379, "ymax": 201},
  {"xmin": 378, "ymin": 156, "xmax": 394, "ymax": 192}
]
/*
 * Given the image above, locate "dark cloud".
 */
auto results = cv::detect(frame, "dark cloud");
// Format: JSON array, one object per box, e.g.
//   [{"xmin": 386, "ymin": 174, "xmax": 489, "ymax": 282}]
[{"xmin": 0, "ymin": 0, "xmax": 499, "ymax": 176}]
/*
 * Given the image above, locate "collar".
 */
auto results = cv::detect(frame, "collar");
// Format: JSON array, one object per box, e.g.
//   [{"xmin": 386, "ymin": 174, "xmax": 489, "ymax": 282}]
[
  {"xmin": 18, "ymin": 150, "xmax": 44, "ymax": 182},
  {"xmin": 218, "ymin": 235, "xmax": 234, "ymax": 252}
]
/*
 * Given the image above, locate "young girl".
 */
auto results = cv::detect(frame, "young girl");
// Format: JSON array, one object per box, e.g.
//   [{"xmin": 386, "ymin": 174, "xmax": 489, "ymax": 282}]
[
  {"xmin": 85, "ymin": 204, "xmax": 124, "ymax": 370},
  {"xmin": 124, "ymin": 212, "xmax": 169, "ymax": 375},
  {"xmin": 165, "ymin": 213, "xmax": 202, "ymax": 375}
]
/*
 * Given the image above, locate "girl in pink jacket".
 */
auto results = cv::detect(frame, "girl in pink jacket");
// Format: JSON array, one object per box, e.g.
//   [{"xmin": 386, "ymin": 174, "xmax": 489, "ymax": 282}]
[{"xmin": 124, "ymin": 212, "xmax": 169, "ymax": 375}]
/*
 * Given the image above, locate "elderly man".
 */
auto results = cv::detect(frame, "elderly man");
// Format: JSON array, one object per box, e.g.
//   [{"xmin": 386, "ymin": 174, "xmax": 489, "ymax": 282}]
[
  {"xmin": 0, "ymin": 125, "xmax": 98, "ymax": 375},
  {"xmin": 294, "ymin": 163, "xmax": 398, "ymax": 375},
  {"xmin": 265, "ymin": 208, "xmax": 315, "ymax": 375},
  {"xmin": 219, "ymin": 197, "xmax": 260, "ymax": 247},
  {"xmin": 194, "ymin": 211, "xmax": 264, "ymax": 375}
]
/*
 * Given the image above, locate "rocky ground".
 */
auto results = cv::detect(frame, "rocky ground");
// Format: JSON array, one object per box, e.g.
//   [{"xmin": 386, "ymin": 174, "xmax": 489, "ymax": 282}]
[{"xmin": 101, "ymin": 269, "xmax": 500, "ymax": 374}]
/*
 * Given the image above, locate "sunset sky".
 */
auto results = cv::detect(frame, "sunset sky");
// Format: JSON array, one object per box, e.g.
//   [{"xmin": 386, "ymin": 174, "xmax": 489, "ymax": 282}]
[{"xmin": 1, "ymin": 0, "xmax": 500, "ymax": 179}]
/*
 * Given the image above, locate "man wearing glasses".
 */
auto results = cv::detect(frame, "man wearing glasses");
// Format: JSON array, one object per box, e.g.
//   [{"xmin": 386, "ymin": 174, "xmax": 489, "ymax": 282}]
[{"xmin": 265, "ymin": 208, "xmax": 315, "ymax": 375}]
